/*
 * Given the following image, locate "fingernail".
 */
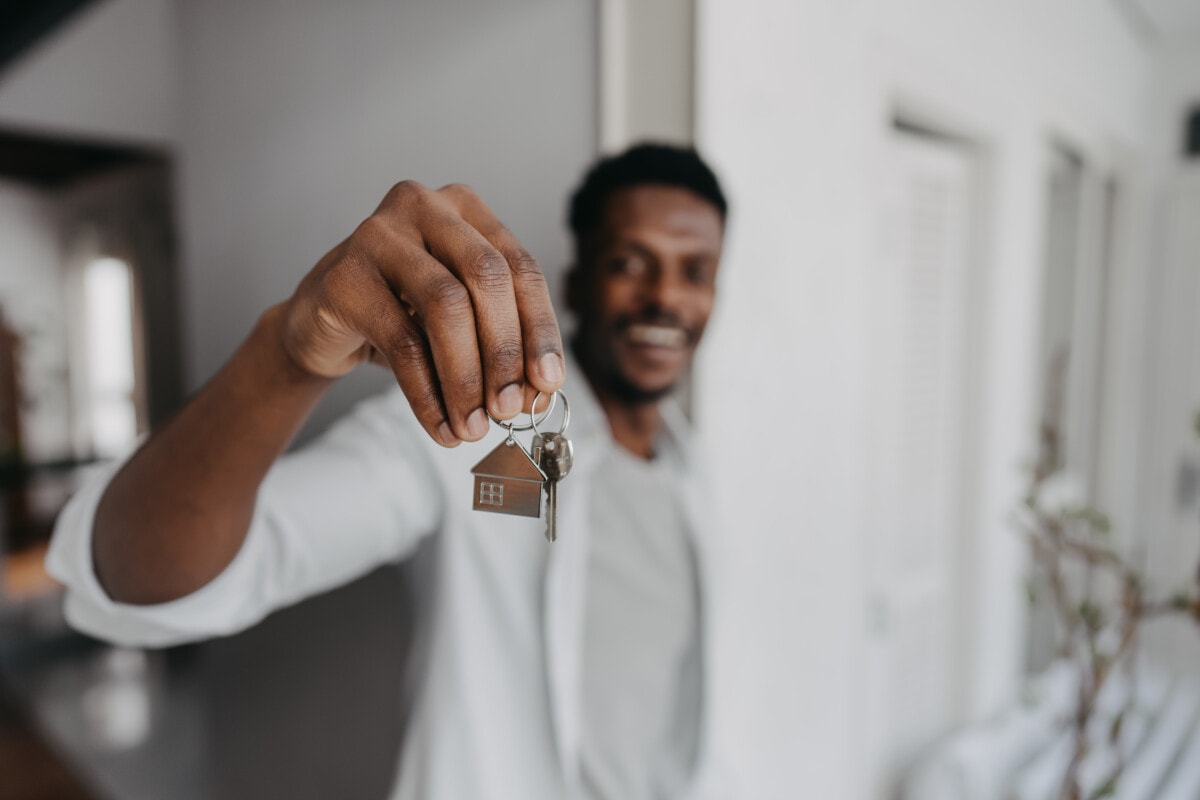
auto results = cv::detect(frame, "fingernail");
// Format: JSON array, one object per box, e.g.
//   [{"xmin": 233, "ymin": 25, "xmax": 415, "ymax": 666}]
[
  {"xmin": 437, "ymin": 421, "xmax": 459, "ymax": 447},
  {"xmin": 497, "ymin": 383, "xmax": 522, "ymax": 418},
  {"xmin": 537, "ymin": 353, "xmax": 564, "ymax": 385},
  {"xmin": 466, "ymin": 408, "xmax": 489, "ymax": 439}
]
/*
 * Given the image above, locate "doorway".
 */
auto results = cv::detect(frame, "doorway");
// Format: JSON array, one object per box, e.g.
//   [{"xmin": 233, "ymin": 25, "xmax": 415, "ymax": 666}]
[
  {"xmin": 0, "ymin": 126, "xmax": 180, "ymax": 604},
  {"xmin": 863, "ymin": 121, "xmax": 984, "ymax": 797}
]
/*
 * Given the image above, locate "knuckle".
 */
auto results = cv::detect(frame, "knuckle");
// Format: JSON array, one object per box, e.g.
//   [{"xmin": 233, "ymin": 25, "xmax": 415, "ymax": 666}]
[
  {"xmin": 353, "ymin": 214, "xmax": 390, "ymax": 245},
  {"xmin": 315, "ymin": 260, "xmax": 352, "ymax": 299},
  {"xmin": 438, "ymin": 182, "xmax": 477, "ymax": 203},
  {"xmin": 426, "ymin": 276, "xmax": 473, "ymax": 317},
  {"xmin": 507, "ymin": 248, "xmax": 542, "ymax": 278},
  {"xmin": 469, "ymin": 248, "xmax": 512, "ymax": 292},
  {"xmin": 325, "ymin": 251, "xmax": 371, "ymax": 297},
  {"xmin": 488, "ymin": 338, "xmax": 524, "ymax": 369},
  {"xmin": 389, "ymin": 327, "xmax": 429, "ymax": 367},
  {"xmin": 385, "ymin": 179, "xmax": 428, "ymax": 208}
]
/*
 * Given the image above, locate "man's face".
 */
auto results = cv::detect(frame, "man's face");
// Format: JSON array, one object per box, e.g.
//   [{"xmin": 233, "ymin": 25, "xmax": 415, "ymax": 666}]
[{"xmin": 570, "ymin": 184, "xmax": 724, "ymax": 404}]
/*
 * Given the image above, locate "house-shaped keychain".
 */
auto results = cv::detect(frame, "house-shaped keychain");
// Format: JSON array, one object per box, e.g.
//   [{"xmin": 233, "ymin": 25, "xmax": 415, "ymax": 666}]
[{"xmin": 470, "ymin": 438, "xmax": 546, "ymax": 518}]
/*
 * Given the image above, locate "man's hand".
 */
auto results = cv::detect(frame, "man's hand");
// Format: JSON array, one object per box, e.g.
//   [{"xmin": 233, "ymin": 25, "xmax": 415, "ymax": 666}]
[
  {"xmin": 281, "ymin": 181, "xmax": 565, "ymax": 446},
  {"xmin": 90, "ymin": 181, "xmax": 564, "ymax": 603}
]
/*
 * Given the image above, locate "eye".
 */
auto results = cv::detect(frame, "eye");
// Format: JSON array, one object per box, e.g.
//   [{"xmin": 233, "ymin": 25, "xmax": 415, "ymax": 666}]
[
  {"xmin": 684, "ymin": 259, "xmax": 716, "ymax": 286},
  {"xmin": 608, "ymin": 253, "xmax": 648, "ymax": 277}
]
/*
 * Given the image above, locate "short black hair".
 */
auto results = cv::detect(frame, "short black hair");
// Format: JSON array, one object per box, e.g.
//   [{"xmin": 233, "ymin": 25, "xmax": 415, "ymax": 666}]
[{"xmin": 567, "ymin": 142, "xmax": 727, "ymax": 252}]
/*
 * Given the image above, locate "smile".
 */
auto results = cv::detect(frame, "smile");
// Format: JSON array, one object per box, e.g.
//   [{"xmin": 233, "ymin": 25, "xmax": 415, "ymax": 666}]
[{"xmin": 626, "ymin": 323, "xmax": 688, "ymax": 349}]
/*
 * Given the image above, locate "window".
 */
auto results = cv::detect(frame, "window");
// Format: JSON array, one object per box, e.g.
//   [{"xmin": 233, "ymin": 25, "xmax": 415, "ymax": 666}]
[
  {"xmin": 479, "ymin": 481, "xmax": 504, "ymax": 506},
  {"xmin": 1026, "ymin": 144, "xmax": 1121, "ymax": 673},
  {"xmin": 81, "ymin": 257, "xmax": 139, "ymax": 458}
]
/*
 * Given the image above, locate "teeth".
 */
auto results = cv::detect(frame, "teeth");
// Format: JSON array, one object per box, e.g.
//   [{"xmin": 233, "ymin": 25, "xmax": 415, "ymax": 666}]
[{"xmin": 628, "ymin": 324, "xmax": 687, "ymax": 348}]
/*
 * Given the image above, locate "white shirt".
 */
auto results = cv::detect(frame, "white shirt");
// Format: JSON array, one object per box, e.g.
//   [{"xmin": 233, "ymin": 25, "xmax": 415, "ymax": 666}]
[
  {"xmin": 582, "ymin": 442, "xmax": 702, "ymax": 799},
  {"xmin": 46, "ymin": 366, "xmax": 738, "ymax": 799}
]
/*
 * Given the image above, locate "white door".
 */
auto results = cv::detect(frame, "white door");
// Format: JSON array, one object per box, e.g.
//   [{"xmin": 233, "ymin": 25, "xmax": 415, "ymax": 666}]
[{"xmin": 863, "ymin": 127, "xmax": 979, "ymax": 798}]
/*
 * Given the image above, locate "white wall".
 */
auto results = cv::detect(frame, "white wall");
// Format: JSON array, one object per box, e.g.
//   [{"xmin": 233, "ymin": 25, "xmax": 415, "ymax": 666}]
[
  {"xmin": 0, "ymin": 0, "xmax": 178, "ymax": 145},
  {"xmin": 175, "ymin": 0, "xmax": 597, "ymax": 435},
  {"xmin": 695, "ymin": 0, "xmax": 1156, "ymax": 796},
  {"xmin": 1140, "ymin": 39, "xmax": 1200, "ymax": 675}
]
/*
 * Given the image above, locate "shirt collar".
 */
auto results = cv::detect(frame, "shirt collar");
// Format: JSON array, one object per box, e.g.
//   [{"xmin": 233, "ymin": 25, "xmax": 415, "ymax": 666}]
[{"xmin": 559, "ymin": 349, "xmax": 697, "ymax": 469}]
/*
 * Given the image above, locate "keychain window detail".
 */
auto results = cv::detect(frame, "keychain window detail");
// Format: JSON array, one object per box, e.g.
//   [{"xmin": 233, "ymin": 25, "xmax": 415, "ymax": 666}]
[{"xmin": 478, "ymin": 482, "xmax": 505, "ymax": 507}]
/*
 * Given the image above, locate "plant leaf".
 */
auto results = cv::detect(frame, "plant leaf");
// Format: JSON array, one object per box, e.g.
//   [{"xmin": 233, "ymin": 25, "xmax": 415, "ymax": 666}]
[{"xmin": 1064, "ymin": 506, "xmax": 1112, "ymax": 536}]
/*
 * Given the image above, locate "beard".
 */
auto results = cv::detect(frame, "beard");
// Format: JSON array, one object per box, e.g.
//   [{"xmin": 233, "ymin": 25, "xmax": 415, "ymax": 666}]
[
  {"xmin": 570, "ymin": 316, "xmax": 691, "ymax": 407},
  {"xmin": 602, "ymin": 366, "xmax": 679, "ymax": 405}
]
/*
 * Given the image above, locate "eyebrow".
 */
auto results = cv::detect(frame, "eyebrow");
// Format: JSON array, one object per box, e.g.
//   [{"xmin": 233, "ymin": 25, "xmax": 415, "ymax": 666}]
[
  {"xmin": 604, "ymin": 240, "xmax": 656, "ymax": 257},
  {"xmin": 604, "ymin": 237, "xmax": 717, "ymax": 259}
]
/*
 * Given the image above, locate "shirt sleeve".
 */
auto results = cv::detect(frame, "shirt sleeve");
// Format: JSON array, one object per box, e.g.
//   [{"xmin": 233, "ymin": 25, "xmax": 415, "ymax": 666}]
[{"xmin": 45, "ymin": 389, "xmax": 444, "ymax": 648}]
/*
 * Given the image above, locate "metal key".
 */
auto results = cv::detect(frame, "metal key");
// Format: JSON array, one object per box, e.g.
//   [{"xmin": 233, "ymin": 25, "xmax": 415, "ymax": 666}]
[{"xmin": 534, "ymin": 431, "xmax": 573, "ymax": 542}]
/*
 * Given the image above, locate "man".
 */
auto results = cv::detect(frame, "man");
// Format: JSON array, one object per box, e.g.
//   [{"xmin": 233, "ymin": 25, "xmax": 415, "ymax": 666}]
[{"xmin": 48, "ymin": 144, "xmax": 730, "ymax": 798}]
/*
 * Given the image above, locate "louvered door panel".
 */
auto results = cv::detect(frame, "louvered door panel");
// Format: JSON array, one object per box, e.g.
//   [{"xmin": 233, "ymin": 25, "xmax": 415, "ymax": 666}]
[{"xmin": 865, "ymin": 129, "xmax": 977, "ymax": 798}]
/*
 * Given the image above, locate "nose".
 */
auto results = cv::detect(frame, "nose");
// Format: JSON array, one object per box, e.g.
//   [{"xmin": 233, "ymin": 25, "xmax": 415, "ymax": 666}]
[{"xmin": 641, "ymin": 264, "xmax": 688, "ymax": 313}]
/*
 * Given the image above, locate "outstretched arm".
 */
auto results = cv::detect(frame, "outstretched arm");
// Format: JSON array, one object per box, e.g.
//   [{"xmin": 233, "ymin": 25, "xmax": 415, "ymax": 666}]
[{"xmin": 92, "ymin": 182, "xmax": 565, "ymax": 604}]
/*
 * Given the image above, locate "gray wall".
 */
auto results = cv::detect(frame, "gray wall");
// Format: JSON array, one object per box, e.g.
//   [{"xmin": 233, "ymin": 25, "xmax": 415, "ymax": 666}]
[
  {"xmin": 176, "ymin": 0, "xmax": 598, "ymax": 437},
  {"xmin": 0, "ymin": 0, "xmax": 179, "ymax": 145}
]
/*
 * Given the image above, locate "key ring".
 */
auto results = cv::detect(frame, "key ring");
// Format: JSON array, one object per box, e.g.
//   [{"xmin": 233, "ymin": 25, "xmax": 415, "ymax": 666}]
[
  {"xmin": 530, "ymin": 390, "xmax": 570, "ymax": 437},
  {"xmin": 486, "ymin": 390, "xmax": 557, "ymax": 433}
]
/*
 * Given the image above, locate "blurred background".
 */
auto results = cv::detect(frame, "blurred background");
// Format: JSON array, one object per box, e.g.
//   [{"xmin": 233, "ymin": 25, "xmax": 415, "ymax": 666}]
[{"xmin": 0, "ymin": 0, "xmax": 1196, "ymax": 798}]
